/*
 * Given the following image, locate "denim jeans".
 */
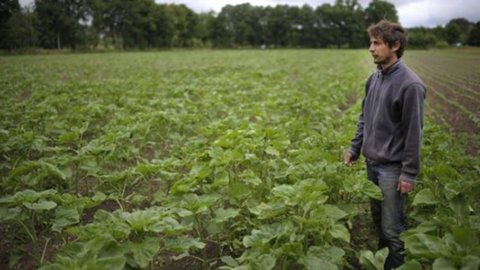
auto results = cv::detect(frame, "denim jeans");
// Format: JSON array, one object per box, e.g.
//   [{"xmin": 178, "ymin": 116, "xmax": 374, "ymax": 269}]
[{"xmin": 367, "ymin": 161, "xmax": 405, "ymax": 270}]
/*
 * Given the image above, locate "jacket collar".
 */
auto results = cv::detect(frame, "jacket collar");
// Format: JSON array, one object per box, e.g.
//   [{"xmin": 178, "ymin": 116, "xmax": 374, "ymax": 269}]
[{"xmin": 377, "ymin": 59, "xmax": 402, "ymax": 76}]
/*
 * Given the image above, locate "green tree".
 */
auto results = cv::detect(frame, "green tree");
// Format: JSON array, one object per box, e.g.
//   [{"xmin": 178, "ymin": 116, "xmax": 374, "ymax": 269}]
[
  {"xmin": 162, "ymin": 4, "xmax": 198, "ymax": 48},
  {"xmin": 365, "ymin": 0, "xmax": 399, "ymax": 26},
  {"xmin": 195, "ymin": 12, "xmax": 215, "ymax": 47},
  {"xmin": 313, "ymin": 4, "xmax": 335, "ymax": 47},
  {"xmin": 265, "ymin": 5, "xmax": 291, "ymax": 47},
  {"xmin": 297, "ymin": 5, "xmax": 317, "ymax": 47},
  {"xmin": 445, "ymin": 17, "xmax": 472, "ymax": 45},
  {"xmin": 91, "ymin": 0, "xmax": 158, "ymax": 49},
  {"xmin": 213, "ymin": 4, "xmax": 268, "ymax": 47},
  {"xmin": 151, "ymin": 4, "xmax": 175, "ymax": 47},
  {"xmin": 214, "ymin": 4, "xmax": 265, "ymax": 47},
  {"xmin": 407, "ymin": 27, "xmax": 437, "ymax": 48},
  {"xmin": 320, "ymin": 0, "xmax": 366, "ymax": 48},
  {"xmin": 0, "ymin": 0, "xmax": 21, "ymax": 49},
  {"xmin": 467, "ymin": 21, "xmax": 480, "ymax": 46},
  {"xmin": 35, "ymin": 0, "xmax": 91, "ymax": 49},
  {"xmin": 209, "ymin": 6, "xmax": 232, "ymax": 47},
  {"xmin": 5, "ymin": 7, "xmax": 39, "ymax": 49},
  {"xmin": 444, "ymin": 21, "xmax": 462, "ymax": 45}
]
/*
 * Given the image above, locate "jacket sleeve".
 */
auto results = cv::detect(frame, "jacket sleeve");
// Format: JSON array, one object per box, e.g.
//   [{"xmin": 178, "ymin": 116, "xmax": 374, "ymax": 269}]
[
  {"xmin": 349, "ymin": 75, "xmax": 373, "ymax": 159},
  {"xmin": 399, "ymin": 83, "xmax": 426, "ymax": 183}
]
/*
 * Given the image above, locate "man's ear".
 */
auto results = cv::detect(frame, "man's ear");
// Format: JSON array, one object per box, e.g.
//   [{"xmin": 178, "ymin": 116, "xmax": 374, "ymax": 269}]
[{"xmin": 391, "ymin": 41, "xmax": 400, "ymax": 52}]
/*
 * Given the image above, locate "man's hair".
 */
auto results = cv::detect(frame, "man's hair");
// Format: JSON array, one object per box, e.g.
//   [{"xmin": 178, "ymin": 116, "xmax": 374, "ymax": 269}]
[{"xmin": 368, "ymin": 20, "xmax": 407, "ymax": 58}]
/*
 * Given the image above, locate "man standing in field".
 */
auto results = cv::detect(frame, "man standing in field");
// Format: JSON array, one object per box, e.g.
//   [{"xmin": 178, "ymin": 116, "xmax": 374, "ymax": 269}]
[{"xmin": 344, "ymin": 20, "xmax": 426, "ymax": 269}]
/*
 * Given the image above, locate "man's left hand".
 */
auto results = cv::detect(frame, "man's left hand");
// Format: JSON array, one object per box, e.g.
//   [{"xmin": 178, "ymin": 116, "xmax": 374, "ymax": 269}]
[{"xmin": 397, "ymin": 180, "xmax": 414, "ymax": 194}]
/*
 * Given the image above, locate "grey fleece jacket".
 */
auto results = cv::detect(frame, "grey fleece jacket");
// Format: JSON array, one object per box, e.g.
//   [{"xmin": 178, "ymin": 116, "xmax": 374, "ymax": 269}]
[{"xmin": 349, "ymin": 59, "xmax": 426, "ymax": 182}]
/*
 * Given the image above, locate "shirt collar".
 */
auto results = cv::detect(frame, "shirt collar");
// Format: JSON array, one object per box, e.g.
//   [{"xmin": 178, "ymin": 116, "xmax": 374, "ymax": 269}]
[{"xmin": 377, "ymin": 59, "xmax": 402, "ymax": 76}]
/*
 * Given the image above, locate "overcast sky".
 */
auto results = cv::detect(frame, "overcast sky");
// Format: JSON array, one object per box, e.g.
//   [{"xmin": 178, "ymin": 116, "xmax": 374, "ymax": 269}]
[{"xmin": 20, "ymin": 0, "xmax": 480, "ymax": 28}]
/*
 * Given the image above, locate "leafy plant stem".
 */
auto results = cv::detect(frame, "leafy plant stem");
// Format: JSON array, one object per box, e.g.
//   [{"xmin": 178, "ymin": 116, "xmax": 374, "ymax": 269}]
[
  {"xmin": 17, "ymin": 218, "xmax": 41, "ymax": 263},
  {"xmin": 40, "ymin": 237, "xmax": 50, "ymax": 265},
  {"xmin": 18, "ymin": 219, "xmax": 37, "ymax": 245},
  {"xmin": 193, "ymin": 214, "xmax": 209, "ymax": 270},
  {"xmin": 201, "ymin": 245, "xmax": 208, "ymax": 270},
  {"xmin": 114, "ymin": 198, "xmax": 124, "ymax": 211}
]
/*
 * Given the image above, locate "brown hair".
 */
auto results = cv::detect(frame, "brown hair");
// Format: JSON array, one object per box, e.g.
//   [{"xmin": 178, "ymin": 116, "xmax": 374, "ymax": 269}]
[{"xmin": 368, "ymin": 20, "xmax": 407, "ymax": 58}]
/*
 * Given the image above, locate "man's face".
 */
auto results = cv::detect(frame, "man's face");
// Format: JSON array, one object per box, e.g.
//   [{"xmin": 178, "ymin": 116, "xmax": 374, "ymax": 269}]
[{"xmin": 369, "ymin": 36, "xmax": 397, "ymax": 66}]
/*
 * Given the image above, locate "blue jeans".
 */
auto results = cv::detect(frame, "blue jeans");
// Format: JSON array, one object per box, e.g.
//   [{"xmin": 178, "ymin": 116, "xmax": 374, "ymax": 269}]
[{"xmin": 367, "ymin": 161, "xmax": 405, "ymax": 270}]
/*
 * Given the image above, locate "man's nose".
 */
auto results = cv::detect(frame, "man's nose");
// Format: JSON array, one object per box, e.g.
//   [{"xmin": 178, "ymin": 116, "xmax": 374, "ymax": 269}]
[{"xmin": 369, "ymin": 44, "xmax": 374, "ymax": 52}]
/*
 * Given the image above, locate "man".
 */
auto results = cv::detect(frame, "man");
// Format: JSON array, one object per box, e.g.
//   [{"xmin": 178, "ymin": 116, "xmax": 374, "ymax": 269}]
[{"xmin": 344, "ymin": 20, "xmax": 425, "ymax": 270}]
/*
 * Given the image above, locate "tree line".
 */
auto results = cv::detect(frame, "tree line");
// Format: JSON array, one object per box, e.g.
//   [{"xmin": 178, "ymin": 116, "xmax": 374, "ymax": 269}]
[{"xmin": 1, "ymin": 0, "xmax": 480, "ymax": 51}]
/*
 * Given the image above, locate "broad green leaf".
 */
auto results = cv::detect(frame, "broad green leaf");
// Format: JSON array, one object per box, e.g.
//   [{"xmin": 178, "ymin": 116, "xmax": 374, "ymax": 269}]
[
  {"xmin": 92, "ymin": 192, "xmax": 107, "ymax": 203},
  {"xmin": 214, "ymin": 208, "xmax": 240, "ymax": 223},
  {"xmin": 396, "ymin": 260, "xmax": 422, "ymax": 270},
  {"xmin": 403, "ymin": 233, "xmax": 448, "ymax": 258},
  {"xmin": 248, "ymin": 202, "xmax": 285, "ymax": 219},
  {"xmin": 189, "ymin": 163, "xmax": 211, "ymax": 179},
  {"xmin": 170, "ymin": 207, "xmax": 193, "ymax": 218},
  {"xmin": 120, "ymin": 209, "xmax": 155, "ymax": 232},
  {"xmin": 79, "ymin": 159, "xmax": 99, "ymax": 175},
  {"xmin": 151, "ymin": 216, "xmax": 188, "ymax": 234},
  {"xmin": 265, "ymin": 146, "xmax": 280, "ymax": 156},
  {"xmin": 57, "ymin": 131, "xmax": 79, "ymax": 144},
  {"xmin": 212, "ymin": 169, "xmax": 230, "ymax": 188},
  {"xmin": 298, "ymin": 245, "xmax": 345, "ymax": 270},
  {"xmin": 253, "ymin": 254, "xmax": 276, "ymax": 270},
  {"xmin": 361, "ymin": 179, "xmax": 383, "ymax": 200},
  {"xmin": 135, "ymin": 163, "xmax": 162, "ymax": 175},
  {"xmin": 23, "ymin": 200, "xmax": 57, "ymax": 210},
  {"xmin": 94, "ymin": 238, "xmax": 128, "ymax": 270},
  {"xmin": 324, "ymin": 205, "xmax": 348, "ymax": 221},
  {"xmin": 239, "ymin": 169, "xmax": 262, "ymax": 186},
  {"xmin": 299, "ymin": 254, "xmax": 337, "ymax": 270},
  {"xmin": 359, "ymin": 248, "xmax": 389, "ymax": 270},
  {"xmin": 0, "ymin": 206, "xmax": 21, "ymax": 221},
  {"xmin": 0, "ymin": 189, "xmax": 57, "ymax": 204},
  {"xmin": 95, "ymin": 255, "xmax": 127, "ymax": 270},
  {"xmin": 221, "ymin": 256, "xmax": 239, "ymax": 267},
  {"xmin": 127, "ymin": 237, "xmax": 160, "ymax": 268},
  {"xmin": 329, "ymin": 223, "xmax": 350, "ymax": 243},
  {"xmin": 229, "ymin": 182, "xmax": 250, "ymax": 199},
  {"xmin": 243, "ymin": 227, "xmax": 279, "ymax": 248},
  {"xmin": 52, "ymin": 207, "xmax": 80, "ymax": 232},
  {"xmin": 164, "ymin": 236, "xmax": 205, "ymax": 253},
  {"xmin": 271, "ymin": 184, "xmax": 296, "ymax": 205},
  {"xmin": 469, "ymin": 216, "xmax": 480, "ymax": 231},
  {"xmin": 433, "ymin": 258, "xmax": 456, "ymax": 270},
  {"xmin": 47, "ymin": 237, "xmax": 126, "ymax": 270},
  {"xmin": 42, "ymin": 162, "xmax": 67, "ymax": 180},
  {"xmin": 461, "ymin": 255, "xmax": 480, "ymax": 270},
  {"xmin": 179, "ymin": 193, "xmax": 220, "ymax": 214},
  {"xmin": 412, "ymin": 188, "xmax": 438, "ymax": 206}
]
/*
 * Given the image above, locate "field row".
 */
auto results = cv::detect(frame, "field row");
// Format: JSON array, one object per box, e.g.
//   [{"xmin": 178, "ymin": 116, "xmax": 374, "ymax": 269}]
[{"xmin": 405, "ymin": 50, "xmax": 480, "ymax": 136}]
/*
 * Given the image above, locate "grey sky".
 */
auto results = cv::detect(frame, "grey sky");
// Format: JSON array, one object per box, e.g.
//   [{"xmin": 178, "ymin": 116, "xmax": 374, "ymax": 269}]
[{"xmin": 19, "ymin": 0, "xmax": 480, "ymax": 28}]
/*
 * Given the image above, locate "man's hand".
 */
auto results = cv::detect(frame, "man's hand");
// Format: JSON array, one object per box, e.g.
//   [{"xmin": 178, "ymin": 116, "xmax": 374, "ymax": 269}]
[
  {"xmin": 343, "ymin": 152, "xmax": 356, "ymax": 166},
  {"xmin": 397, "ymin": 179, "xmax": 414, "ymax": 194}
]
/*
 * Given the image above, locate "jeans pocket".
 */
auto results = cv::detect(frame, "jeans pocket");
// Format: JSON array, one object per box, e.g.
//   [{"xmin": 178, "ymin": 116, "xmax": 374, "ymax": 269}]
[{"xmin": 376, "ymin": 163, "xmax": 401, "ymax": 181}]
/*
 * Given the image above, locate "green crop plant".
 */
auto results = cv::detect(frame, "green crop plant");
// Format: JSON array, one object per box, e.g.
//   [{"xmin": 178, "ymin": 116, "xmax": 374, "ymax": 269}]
[{"xmin": 1, "ymin": 50, "xmax": 479, "ymax": 269}]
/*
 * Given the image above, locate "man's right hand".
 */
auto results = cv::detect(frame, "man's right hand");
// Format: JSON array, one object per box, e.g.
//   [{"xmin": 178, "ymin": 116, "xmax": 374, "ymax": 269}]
[{"xmin": 343, "ymin": 152, "xmax": 356, "ymax": 166}]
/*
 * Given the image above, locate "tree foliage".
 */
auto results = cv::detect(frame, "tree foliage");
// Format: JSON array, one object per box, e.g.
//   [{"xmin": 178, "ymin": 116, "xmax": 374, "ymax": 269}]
[
  {"xmin": 0, "ymin": 0, "xmax": 21, "ymax": 49},
  {"xmin": 1, "ymin": 1, "xmax": 479, "ymax": 51},
  {"xmin": 467, "ymin": 22, "xmax": 480, "ymax": 46},
  {"xmin": 34, "ymin": 0, "xmax": 91, "ymax": 49},
  {"xmin": 365, "ymin": 0, "xmax": 398, "ymax": 26}
]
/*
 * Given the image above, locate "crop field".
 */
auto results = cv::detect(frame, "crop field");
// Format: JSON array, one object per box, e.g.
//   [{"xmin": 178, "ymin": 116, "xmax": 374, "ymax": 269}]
[
  {"xmin": 0, "ymin": 50, "xmax": 479, "ymax": 270},
  {"xmin": 404, "ymin": 49, "xmax": 480, "ymax": 154}
]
